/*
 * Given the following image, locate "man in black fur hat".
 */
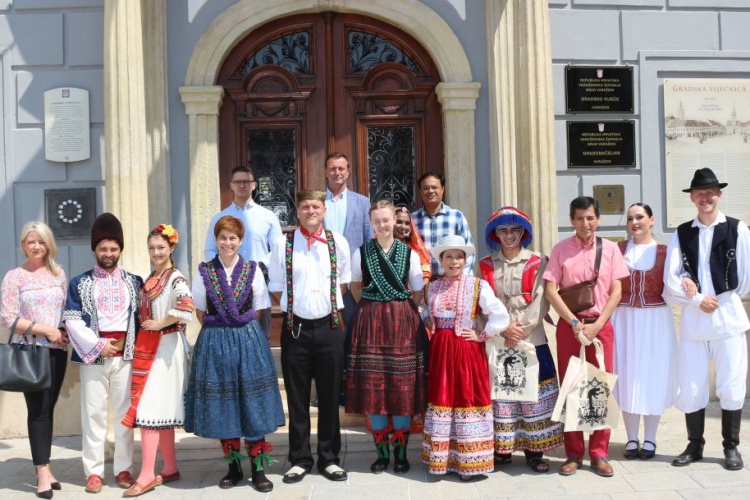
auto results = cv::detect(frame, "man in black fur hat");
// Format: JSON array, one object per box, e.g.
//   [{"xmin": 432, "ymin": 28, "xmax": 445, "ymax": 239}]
[
  {"xmin": 63, "ymin": 213, "xmax": 143, "ymax": 493},
  {"xmin": 664, "ymin": 168, "xmax": 750, "ymax": 471}
]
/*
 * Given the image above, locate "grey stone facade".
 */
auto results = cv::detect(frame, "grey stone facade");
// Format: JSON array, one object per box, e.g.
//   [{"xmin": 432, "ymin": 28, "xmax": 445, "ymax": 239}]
[{"xmin": 550, "ymin": 0, "xmax": 750, "ymax": 241}]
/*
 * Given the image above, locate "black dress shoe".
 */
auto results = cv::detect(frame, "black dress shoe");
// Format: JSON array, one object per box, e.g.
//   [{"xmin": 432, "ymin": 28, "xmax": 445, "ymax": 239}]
[
  {"xmin": 320, "ymin": 464, "xmax": 348, "ymax": 482},
  {"xmin": 672, "ymin": 443, "xmax": 703, "ymax": 467},
  {"xmin": 36, "ymin": 490, "xmax": 53, "ymax": 499},
  {"xmin": 282, "ymin": 465, "xmax": 310, "ymax": 484},
  {"xmin": 638, "ymin": 441, "xmax": 656, "ymax": 460},
  {"xmin": 623, "ymin": 440, "xmax": 640, "ymax": 460},
  {"xmin": 50, "ymin": 482, "xmax": 61, "ymax": 491},
  {"xmin": 724, "ymin": 448, "xmax": 744, "ymax": 471}
]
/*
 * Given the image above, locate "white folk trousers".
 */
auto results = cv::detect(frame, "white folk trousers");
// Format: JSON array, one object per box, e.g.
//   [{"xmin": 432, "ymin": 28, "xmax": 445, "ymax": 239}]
[
  {"xmin": 675, "ymin": 334, "xmax": 747, "ymax": 413},
  {"xmin": 79, "ymin": 357, "xmax": 133, "ymax": 478}
]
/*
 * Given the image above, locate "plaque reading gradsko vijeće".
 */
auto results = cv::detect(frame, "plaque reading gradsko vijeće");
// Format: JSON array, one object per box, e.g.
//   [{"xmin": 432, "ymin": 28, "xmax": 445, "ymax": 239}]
[{"xmin": 566, "ymin": 66, "xmax": 634, "ymax": 114}]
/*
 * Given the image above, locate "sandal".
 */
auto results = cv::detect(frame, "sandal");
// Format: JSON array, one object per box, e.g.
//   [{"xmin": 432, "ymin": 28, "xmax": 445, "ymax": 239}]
[
  {"xmin": 494, "ymin": 453, "xmax": 512, "ymax": 465},
  {"xmin": 459, "ymin": 474, "xmax": 474, "ymax": 482},
  {"xmin": 526, "ymin": 457, "xmax": 549, "ymax": 473}
]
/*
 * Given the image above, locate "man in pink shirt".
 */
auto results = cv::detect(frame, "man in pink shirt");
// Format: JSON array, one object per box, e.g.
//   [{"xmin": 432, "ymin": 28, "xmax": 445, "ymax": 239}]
[{"xmin": 543, "ymin": 196, "xmax": 629, "ymax": 477}]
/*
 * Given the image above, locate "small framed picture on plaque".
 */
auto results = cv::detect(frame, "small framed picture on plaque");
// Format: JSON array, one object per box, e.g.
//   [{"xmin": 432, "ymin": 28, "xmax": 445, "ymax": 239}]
[{"xmin": 45, "ymin": 188, "xmax": 97, "ymax": 239}]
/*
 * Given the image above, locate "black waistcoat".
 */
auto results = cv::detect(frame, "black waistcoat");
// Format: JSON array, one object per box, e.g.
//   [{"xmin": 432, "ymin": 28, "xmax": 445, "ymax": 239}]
[{"xmin": 677, "ymin": 217, "xmax": 739, "ymax": 294}]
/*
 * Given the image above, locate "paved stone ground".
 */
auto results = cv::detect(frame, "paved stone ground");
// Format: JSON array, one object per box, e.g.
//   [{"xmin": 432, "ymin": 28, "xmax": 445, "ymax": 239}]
[{"xmin": 1, "ymin": 401, "xmax": 749, "ymax": 499}]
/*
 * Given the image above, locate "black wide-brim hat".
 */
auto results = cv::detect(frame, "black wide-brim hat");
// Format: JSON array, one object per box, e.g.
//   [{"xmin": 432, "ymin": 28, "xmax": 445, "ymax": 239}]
[{"xmin": 682, "ymin": 167, "xmax": 728, "ymax": 193}]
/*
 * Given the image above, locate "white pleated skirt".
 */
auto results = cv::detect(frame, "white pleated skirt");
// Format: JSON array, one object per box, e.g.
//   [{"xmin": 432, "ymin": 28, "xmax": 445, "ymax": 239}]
[{"xmin": 612, "ymin": 305, "xmax": 677, "ymax": 415}]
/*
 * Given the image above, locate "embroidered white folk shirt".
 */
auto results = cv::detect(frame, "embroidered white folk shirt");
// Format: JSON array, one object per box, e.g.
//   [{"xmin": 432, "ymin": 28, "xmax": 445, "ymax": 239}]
[
  {"xmin": 664, "ymin": 212, "xmax": 750, "ymax": 341},
  {"xmin": 66, "ymin": 266, "xmax": 132, "ymax": 363}
]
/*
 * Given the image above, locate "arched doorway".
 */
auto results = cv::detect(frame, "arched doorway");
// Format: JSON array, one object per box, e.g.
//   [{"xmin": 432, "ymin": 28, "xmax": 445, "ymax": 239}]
[{"xmin": 216, "ymin": 12, "xmax": 445, "ymax": 226}]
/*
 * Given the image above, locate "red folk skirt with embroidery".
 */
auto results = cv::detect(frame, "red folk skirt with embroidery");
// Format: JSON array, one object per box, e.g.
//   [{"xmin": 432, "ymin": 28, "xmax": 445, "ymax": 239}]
[
  {"xmin": 421, "ymin": 327, "xmax": 494, "ymax": 475},
  {"xmin": 345, "ymin": 299, "xmax": 427, "ymax": 416}
]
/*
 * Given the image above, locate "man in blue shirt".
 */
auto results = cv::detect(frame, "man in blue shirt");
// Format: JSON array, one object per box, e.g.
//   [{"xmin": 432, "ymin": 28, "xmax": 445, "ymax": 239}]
[
  {"xmin": 205, "ymin": 166, "xmax": 283, "ymax": 337},
  {"xmin": 412, "ymin": 171, "xmax": 475, "ymax": 277}
]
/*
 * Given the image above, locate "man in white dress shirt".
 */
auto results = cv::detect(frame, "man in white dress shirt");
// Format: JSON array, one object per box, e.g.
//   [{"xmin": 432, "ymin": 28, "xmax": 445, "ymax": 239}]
[
  {"xmin": 665, "ymin": 168, "xmax": 750, "ymax": 471},
  {"xmin": 205, "ymin": 166, "xmax": 282, "ymax": 337},
  {"xmin": 269, "ymin": 189, "xmax": 351, "ymax": 484},
  {"xmin": 63, "ymin": 213, "xmax": 143, "ymax": 493}
]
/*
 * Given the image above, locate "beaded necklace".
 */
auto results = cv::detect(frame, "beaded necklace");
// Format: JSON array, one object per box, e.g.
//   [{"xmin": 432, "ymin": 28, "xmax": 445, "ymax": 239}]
[
  {"xmin": 361, "ymin": 239, "xmax": 411, "ymax": 302},
  {"xmin": 285, "ymin": 229, "xmax": 339, "ymax": 330}
]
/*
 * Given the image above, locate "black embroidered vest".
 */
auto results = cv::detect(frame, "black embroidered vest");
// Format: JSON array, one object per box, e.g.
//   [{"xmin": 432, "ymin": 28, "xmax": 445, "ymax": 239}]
[{"xmin": 677, "ymin": 217, "xmax": 739, "ymax": 294}]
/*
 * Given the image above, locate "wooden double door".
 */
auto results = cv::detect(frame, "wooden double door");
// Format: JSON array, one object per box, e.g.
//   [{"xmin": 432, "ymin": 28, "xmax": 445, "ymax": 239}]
[
  {"xmin": 217, "ymin": 12, "xmax": 445, "ymax": 345},
  {"xmin": 218, "ymin": 12, "xmax": 444, "ymax": 224}
]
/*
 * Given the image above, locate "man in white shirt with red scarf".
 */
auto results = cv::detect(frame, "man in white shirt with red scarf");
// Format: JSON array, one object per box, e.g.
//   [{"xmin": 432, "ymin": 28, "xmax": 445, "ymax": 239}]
[{"xmin": 269, "ymin": 189, "xmax": 351, "ymax": 484}]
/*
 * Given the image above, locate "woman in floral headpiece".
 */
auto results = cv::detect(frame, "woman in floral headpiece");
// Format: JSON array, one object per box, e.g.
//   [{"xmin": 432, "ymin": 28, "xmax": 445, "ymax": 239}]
[
  {"xmin": 479, "ymin": 206, "xmax": 563, "ymax": 474},
  {"xmin": 184, "ymin": 215, "xmax": 284, "ymax": 493},
  {"xmin": 122, "ymin": 224, "xmax": 195, "ymax": 497}
]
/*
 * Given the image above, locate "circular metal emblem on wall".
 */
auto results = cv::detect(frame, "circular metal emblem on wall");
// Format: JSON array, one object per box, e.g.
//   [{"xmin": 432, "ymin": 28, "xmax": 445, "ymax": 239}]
[{"xmin": 45, "ymin": 188, "xmax": 97, "ymax": 239}]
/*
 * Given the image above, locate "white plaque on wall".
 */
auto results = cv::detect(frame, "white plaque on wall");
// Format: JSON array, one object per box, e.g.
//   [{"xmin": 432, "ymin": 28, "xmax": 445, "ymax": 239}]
[
  {"xmin": 663, "ymin": 78, "xmax": 750, "ymax": 228},
  {"xmin": 44, "ymin": 87, "xmax": 91, "ymax": 163}
]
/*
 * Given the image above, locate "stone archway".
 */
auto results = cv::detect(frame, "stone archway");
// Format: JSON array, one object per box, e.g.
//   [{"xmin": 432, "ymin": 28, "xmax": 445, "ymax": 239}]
[{"xmin": 179, "ymin": 0, "xmax": 480, "ymax": 269}]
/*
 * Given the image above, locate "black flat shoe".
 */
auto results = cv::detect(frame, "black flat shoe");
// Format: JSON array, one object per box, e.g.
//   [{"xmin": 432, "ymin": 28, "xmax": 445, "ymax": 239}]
[
  {"xmin": 638, "ymin": 440, "xmax": 656, "ymax": 460},
  {"xmin": 320, "ymin": 464, "xmax": 347, "ymax": 482},
  {"xmin": 623, "ymin": 440, "xmax": 640, "ymax": 460},
  {"xmin": 36, "ymin": 490, "xmax": 53, "ymax": 499},
  {"xmin": 282, "ymin": 465, "xmax": 310, "ymax": 484}
]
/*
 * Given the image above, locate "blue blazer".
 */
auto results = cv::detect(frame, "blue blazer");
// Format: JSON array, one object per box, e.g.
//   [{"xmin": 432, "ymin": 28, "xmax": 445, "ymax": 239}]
[{"xmin": 342, "ymin": 190, "xmax": 374, "ymax": 256}]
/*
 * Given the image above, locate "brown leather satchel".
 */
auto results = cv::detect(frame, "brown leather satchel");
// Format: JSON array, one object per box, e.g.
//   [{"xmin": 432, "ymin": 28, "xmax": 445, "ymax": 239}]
[{"xmin": 558, "ymin": 237, "xmax": 602, "ymax": 314}]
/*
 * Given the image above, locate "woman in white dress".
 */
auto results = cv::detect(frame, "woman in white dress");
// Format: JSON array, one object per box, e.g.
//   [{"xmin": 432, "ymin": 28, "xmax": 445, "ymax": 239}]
[
  {"xmin": 122, "ymin": 225, "xmax": 194, "ymax": 497},
  {"xmin": 612, "ymin": 203, "xmax": 677, "ymax": 460}
]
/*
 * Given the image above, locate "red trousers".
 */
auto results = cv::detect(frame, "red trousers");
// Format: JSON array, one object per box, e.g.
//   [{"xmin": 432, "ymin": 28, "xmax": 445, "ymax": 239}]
[{"xmin": 555, "ymin": 320, "xmax": 614, "ymax": 460}]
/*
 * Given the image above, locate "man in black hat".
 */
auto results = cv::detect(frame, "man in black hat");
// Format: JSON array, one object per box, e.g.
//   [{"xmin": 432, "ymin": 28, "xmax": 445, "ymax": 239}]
[
  {"xmin": 664, "ymin": 168, "xmax": 750, "ymax": 471},
  {"xmin": 63, "ymin": 213, "xmax": 144, "ymax": 493}
]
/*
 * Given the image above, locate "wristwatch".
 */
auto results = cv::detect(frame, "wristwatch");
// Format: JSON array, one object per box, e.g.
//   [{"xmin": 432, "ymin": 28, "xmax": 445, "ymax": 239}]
[{"xmin": 570, "ymin": 318, "xmax": 580, "ymax": 329}]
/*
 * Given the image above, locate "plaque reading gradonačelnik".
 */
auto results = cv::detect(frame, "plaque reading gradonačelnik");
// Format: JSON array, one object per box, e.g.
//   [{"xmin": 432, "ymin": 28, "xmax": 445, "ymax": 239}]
[
  {"xmin": 566, "ymin": 66, "xmax": 634, "ymax": 114},
  {"xmin": 567, "ymin": 121, "xmax": 636, "ymax": 168}
]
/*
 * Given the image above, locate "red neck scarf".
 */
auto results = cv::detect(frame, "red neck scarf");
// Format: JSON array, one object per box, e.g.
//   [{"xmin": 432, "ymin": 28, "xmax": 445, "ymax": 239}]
[{"xmin": 300, "ymin": 225, "xmax": 327, "ymax": 250}]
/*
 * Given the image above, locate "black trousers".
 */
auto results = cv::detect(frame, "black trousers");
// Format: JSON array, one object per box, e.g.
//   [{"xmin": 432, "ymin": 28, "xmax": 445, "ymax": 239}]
[
  {"xmin": 23, "ymin": 348, "xmax": 68, "ymax": 465},
  {"xmin": 281, "ymin": 315, "xmax": 345, "ymax": 471}
]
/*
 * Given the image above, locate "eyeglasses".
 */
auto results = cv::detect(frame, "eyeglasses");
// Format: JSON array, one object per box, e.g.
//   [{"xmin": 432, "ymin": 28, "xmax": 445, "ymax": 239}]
[
  {"xmin": 420, "ymin": 185, "xmax": 441, "ymax": 192},
  {"xmin": 231, "ymin": 179, "xmax": 255, "ymax": 186}
]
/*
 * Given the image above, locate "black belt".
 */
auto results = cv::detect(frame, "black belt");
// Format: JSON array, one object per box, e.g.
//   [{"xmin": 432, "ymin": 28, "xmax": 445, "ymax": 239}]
[{"xmin": 292, "ymin": 314, "xmax": 331, "ymax": 330}]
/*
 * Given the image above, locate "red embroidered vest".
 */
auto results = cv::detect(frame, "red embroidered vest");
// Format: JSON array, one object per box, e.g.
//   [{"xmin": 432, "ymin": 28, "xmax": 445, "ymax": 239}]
[{"xmin": 617, "ymin": 240, "xmax": 667, "ymax": 308}]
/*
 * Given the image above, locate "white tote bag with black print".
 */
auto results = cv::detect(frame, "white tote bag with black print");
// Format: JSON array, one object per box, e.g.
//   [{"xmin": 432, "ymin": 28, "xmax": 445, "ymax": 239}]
[
  {"xmin": 552, "ymin": 339, "xmax": 619, "ymax": 432},
  {"xmin": 487, "ymin": 339, "xmax": 539, "ymax": 402}
]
